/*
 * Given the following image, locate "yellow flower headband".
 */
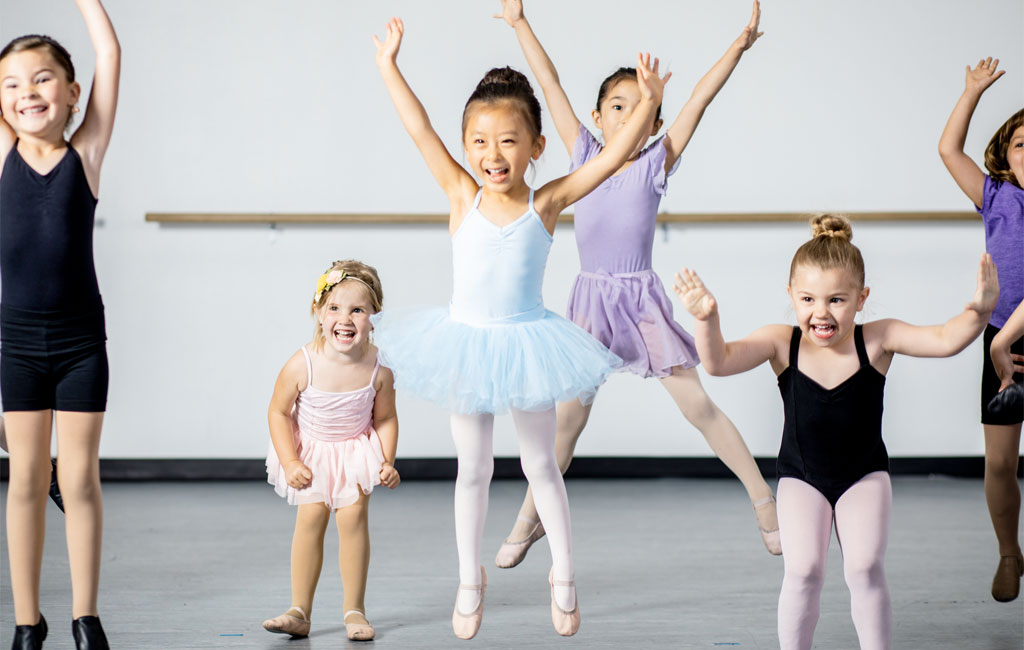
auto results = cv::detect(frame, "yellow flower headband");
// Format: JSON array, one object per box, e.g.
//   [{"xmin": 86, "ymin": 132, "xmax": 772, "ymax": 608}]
[{"xmin": 313, "ymin": 269, "xmax": 378, "ymax": 306}]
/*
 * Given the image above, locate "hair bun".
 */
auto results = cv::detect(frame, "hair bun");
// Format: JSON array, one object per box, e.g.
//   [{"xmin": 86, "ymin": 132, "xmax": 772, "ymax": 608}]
[
  {"xmin": 477, "ymin": 66, "xmax": 531, "ymax": 91},
  {"xmin": 809, "ymin": 214, "xmax": 853, "ymax": 242}
]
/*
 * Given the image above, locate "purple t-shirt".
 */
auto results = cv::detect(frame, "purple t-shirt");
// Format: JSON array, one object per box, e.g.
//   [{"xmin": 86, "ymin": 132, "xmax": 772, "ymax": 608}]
[
  {"xmin": 569, "ymin": 125, "xmax": 681, "ymax": 274},
  {"xmin": 979, "ymin": 176, "xmax": 1024, "ymax": 328}
]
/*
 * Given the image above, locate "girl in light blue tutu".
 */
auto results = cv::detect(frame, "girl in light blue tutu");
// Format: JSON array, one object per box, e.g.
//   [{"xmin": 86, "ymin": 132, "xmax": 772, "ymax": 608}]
[{"xmin": 372, "ymin": 17, "xmax": 669, "ymax": 639}]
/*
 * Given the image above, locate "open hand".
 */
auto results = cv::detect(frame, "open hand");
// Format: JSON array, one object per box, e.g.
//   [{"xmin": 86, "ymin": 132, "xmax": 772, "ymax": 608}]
[
  {"xmin": 635, "ymin": 52, "xmax": 671, "ymax": 107},
  {"xmin": 494, "ymin": 0, "xmax": 524, "ymax": 27},
  {"xmin": 285, "ymin": 460, "xmax": 313, "ymax": 490},
  {"xmin": 734, "ymin": 0, "xmax": 764, "ymax": 51},
  {"xmin": 966, "ymin": 253, "xmax": 999, "ymax": 315},
  {"xmin": 380, "ymin": 463, "xmax": 401, "ymax": 489},
  {"xmin": 965, "ymin": 57, "xmax": 1005, "ymax": 95},
  {"xmin": 372, "ymin": 17, "xmax": 404, "ymax": 68},
  {"xmin": 673, "ymin": 268, "xmax": 718, "ymax": 321}
]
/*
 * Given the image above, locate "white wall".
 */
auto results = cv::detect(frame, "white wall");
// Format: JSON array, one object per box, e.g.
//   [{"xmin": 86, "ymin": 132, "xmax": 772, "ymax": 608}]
[{"xmin": 2, "ymin": 0, "xmax": 1021, "ymax": 459}]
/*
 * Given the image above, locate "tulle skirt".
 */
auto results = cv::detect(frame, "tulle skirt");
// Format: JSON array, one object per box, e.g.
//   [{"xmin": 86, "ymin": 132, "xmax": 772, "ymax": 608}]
[
  {"xmin": 266, "ymin": 425, "xmax": 385, "ymax": 510},
  {"xmin": 567, "ymin": 270, "xmax": 700, "ymax": 379},
  {"xmin": 371, "ymin": 306, "xmax": 621, "ymax": 414}
]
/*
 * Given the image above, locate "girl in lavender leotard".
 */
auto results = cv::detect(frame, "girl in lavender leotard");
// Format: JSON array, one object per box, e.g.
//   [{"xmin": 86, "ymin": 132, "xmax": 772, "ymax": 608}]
[{"xmin": 493, "ymin": 0, "xmax": 782, "ymax": 566}]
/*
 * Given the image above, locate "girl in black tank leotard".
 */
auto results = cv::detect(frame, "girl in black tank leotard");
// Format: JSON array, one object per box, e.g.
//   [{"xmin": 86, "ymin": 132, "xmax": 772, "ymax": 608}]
[
  {"xmin": 0, "ymin": 2, "xmax": 121, "ymax": 648},
  {"xmin": 674, "ymin": 214, "xmax": 999, "ymax": 650}
]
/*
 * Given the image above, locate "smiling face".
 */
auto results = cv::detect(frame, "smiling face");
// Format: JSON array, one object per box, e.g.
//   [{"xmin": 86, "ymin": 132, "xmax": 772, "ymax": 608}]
[
  {"xmin": 463, "ymin": 102, "xmax": 544, "ymax": 193},
  {"xmin": 788, "ymin": 264, "xmax": 869, "ymax": 347},
  {"xmin": 1008, "ymin": 125, "xmax": 1024, "ymax": 188},
  {"xmin": 0, "ymin": 47, "xmax": 79, "ymax": 140},
  {"xmin": 592, "ymin": 78, "xmax": 662, "ymax": 159},
  {"xmin": 317, "ymin": 281, "xmax": 375, "ymax": 355}
]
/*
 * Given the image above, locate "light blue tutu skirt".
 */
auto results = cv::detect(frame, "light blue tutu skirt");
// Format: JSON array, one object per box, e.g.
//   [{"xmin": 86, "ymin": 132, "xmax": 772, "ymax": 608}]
[{"xmin": 371, "ymin": 306, "xmax": 621, "ymax": 415}]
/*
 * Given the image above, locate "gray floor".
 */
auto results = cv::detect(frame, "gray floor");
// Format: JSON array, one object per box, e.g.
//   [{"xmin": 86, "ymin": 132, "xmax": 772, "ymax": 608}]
[{"xmin": 1, "ymin": 477, "xmax": 1022, "ymax": 649}]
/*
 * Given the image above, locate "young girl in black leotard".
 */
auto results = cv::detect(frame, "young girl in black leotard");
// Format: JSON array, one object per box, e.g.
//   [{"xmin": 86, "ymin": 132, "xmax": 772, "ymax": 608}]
[
  {"xmin": 0, "ymin": 2, "xmax": 120, "ymax": 648},
  {"xmin": 673, "ymin": 215, "xmax": 999, "ymax": 650}
]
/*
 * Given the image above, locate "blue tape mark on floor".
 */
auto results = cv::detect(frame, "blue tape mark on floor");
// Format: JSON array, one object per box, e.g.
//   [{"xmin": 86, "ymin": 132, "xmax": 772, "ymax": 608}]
[
  {"xmin": 713, "ymin": 644, "xmax": 740, "ymax": 647},
  {"xmin": 219, "ymin": 633, "xmax": 244, "ymax": 636}
]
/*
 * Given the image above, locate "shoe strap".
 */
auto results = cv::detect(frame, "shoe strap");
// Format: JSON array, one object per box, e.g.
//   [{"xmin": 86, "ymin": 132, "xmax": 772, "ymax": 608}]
[
  {"xmin": 516, "ymin": 515, "xmax": 539, "ymax": 526},
  {"xmin": 457, "ymin": 582, "xmax": 484, "ymax": 592},
  {"xmin": 550, "ymin": 576, "xmax": 576, "ymax": 587},
  {"xmin": 344, "ymin": 610, "xmax": 369, "ymax": 621},
  {"xmin": 286, "ymin": 606, "xmax": 309, "ymax": 622},
  {"xmin": 752, "ymin": 495, "xmax": 776, "ymax": 509}
]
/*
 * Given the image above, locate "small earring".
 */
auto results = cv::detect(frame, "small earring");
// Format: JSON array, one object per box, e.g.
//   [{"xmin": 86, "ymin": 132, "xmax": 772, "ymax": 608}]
[{"xmin": 71, "ymin": 104, "xmax": 80, "ymax": 113}]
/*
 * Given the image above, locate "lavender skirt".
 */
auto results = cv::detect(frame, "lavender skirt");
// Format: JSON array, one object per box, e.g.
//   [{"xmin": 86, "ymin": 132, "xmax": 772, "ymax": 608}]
[{"xmin": 567, "ymin": 270, "xmax": 700, "ymax": 378}]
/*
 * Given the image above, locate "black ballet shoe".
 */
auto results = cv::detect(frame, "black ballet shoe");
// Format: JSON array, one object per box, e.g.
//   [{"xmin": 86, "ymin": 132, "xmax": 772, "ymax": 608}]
[
  {"xmin": 987, "ymin": 383, "xmax": 1023, "ymax": 420},
  {"xmin": 48, "ymin": 459, "xmax": 64, "ymax": 513},
  {"xmin": 71, "ymin": 616, "xmax": 109, "ymax": 650},
  {"xmin": 11, "ymin": 614, "xmax": 47, "ymax": 650}
]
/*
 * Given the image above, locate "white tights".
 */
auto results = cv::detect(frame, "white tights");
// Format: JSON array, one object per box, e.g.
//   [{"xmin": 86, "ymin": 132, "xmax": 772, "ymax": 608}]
[
  {"xmin": 450, "ymin": 408, "xmax": 575, "ymax": 611},
  {"xmin": 777, "ymin": 472, "xmax": 892, "ymax": 650}
]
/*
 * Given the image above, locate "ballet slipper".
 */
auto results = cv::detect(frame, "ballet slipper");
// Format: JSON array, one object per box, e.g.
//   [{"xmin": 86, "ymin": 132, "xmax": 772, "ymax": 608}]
[
  {"xmin": 548, "ymin": 568, "xmax": 580, "ymax": 636},
  {"xmin": 344, "ymin": 610, "xmax": 375, "ymax": 641},
  {"xmin": 753, "ymin": 495, "xmax": 783, "ymax": 556},
  {"xmin": 495, "ymin": 518, "xmax": 545, "ymax": 569},
  {"xmin": 452, "ymin": 566, "xmax": 486, "ymax": 640},
  {"xmin": 991, "ymin": 554, "xmax": 1024, "ymax": 603},
  {"xmin": 261, "ymin": 606, "xmax": 310, "ymax": 637}
]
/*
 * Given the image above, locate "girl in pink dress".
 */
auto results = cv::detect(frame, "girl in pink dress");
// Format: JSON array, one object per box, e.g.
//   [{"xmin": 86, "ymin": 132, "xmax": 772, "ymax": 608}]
[{"xmin": 263, "ymin": 260, "xmax": 399, "ymax": 642}]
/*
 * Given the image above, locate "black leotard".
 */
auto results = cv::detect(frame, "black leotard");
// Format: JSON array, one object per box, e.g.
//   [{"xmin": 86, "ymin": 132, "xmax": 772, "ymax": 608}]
[
  {"xmin": 0, "ymin": 142, "xmax": 101, "ymax": 312},
  {"xmin": 777, "ymin": 325, "xmax": 889, "ymax": 507}
]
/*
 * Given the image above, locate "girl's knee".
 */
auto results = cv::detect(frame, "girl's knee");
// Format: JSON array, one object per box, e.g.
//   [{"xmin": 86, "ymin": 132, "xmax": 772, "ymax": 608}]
[
  {"xmin": 843, "ymin": 555, "xmax": 886, "ymax": 590},
  {"xmin": 7, "ymin": 468, "xmax": 51, "ymax": 501},
  {"xmin": 336, "ymin": 504, "xmax": 369, "ymax": 534},
  {"xmin": 784, "ymin": 557, "xmax": 827, "ymax": 589},
  {"xmin": 456, "ymin": 460, "xmax": 493, "ymax": 489},
  {"xmin": 519, "ymin": 452, "xmax": 559, "ymax": 486},
  {"xmin": 985, "ymin": 452, "xmax": 1022, "ymax": 478}
]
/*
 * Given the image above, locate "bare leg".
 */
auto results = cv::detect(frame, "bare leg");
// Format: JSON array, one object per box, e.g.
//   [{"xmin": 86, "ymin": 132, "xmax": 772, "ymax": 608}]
[
  {"xmin": 54, "ymin": 411, "xmax": 105, "ymax": 619},
  {"xmin": 450, "ymin": 413, "xmax": 494, "ymax": 613},
  {"xmin": 5, "ymin": 410, "xmax": 52, "ymax": 625},
  {"xmin": 660, "ymin": 366, "xmax": 779, "ymax": 551},
  {"xmin": 512, "ymin": 407, "xmax": 576, "ymax": 611},
  {"xmin": 834, "ymin": 472, "xmax": 892, "ymax": 650},
  {"xmin": 336, "ymin": 491, "xmax": 371, "ymax": 623},
  {"xmin": 776, "ymin": 477, "xmax": 833, "ymax": 650},
  {"xmin": 290, "ymin": 504, "xmax": 331, "ymax": 616},
  {"xmin": 983, "ymin": 422, "xmax": 1023, "ymax": 600},
  {"xmin": 506, "ymin": 398, "xmax": 592, "ymax": 543}
]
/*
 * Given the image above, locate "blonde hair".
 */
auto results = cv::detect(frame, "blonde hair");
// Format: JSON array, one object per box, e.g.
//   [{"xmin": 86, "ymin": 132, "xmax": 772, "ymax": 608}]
[
  {"xmin": 789, "ymin": 214, "xmax": 865, "ymax": 287},
  {"xmin": 310, "ymin": 259, "xmax": 383, "ymax": 352}
]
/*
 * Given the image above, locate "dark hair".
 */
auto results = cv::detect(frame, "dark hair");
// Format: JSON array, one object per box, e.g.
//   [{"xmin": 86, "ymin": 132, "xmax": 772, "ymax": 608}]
[
  {"xmin": 789, "ymin": 214, "xmax": 865, "ymax": 287},
  {"xmin": 462, "ymin": 67, "xmax": 542, "ymax": 140},
  {"xmin": 984, "ymin": 108, "xmax": 1024, "ymax": 189},
  {"xmin": 0, "ymin": 35, "xmax": 77, "ymax": 131},
  {"xmin": 596, "ymin": 67, "xmax": 662, "ymax": 122}
]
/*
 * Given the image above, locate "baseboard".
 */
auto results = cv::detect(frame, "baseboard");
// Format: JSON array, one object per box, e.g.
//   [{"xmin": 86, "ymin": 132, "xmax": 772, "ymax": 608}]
[{"xmin": 1, "ymin": 456, "xmax": 1015, "ymax": 481}]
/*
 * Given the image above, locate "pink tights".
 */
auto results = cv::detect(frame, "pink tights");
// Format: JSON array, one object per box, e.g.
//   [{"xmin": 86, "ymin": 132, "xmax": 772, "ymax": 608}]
[{"xmin": 777, "ymin": 471, "xmax": 892, "ymax": 650}]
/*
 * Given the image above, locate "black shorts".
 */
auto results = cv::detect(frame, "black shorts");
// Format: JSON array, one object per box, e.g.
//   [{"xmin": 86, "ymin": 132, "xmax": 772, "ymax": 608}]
[
  {"xmin": 982, "ymin": 323, "xmax": 1024, "ymax": 426},
  {"xmin": 1, "ymin": 304, "xmax": 108, "ymax": 413}
]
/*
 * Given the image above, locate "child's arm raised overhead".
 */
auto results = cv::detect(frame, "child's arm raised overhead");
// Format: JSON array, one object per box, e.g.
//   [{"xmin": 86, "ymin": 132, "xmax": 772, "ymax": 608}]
[
  {"xmin": 373, "ymin": 366, "xmax": 400, "ymax": 489},
  {"xmin": 939, "ymin": 58, "xmax": 1006, "ymax": 208},
  {"xmin": 673, "ymin": 267, "xmax": 788, "ymax": 376},
  {"xmin": 267, "ymin": 351, "xmax": 312, "ymax": 490},
  {"xmin": 662, "ymin": 0, "xmax": 762, "ymax": 172},
  {"xmin": 872, "ymin": 253, "xmax": 999, "ymax": 358},
  {"xmin": 373, "ymin": 18, "xmax": 477, "ymax": 224},
  {"xmin": 495, "ymin": 0, "xmax": 581, "ymax": 154},
  {"xmin": 69, "ymin": 0, "xmax": 121, "ymax": 195},
  {"xmin": 536, "ymin": 53, "xmax": 669, "ymax": 226}
]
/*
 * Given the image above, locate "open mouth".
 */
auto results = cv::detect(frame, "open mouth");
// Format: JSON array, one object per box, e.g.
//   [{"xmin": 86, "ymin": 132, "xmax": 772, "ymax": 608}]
[
  {"xmin": 20, "ymin": 106, "xmax": 47, "ymax": 115},
  {"xmin": 333, "ymin": 326, "xmax": 356, "ymax": 344},
  {"xmin": 484, "ymin": 166, "xmax": 509, "ymax": 183},
  {"xmin": 810, "ymin": 323, "xmax": 836, "ymax": 339}
]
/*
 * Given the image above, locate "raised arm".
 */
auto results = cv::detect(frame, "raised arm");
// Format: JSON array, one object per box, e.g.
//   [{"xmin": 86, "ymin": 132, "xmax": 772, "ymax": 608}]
[
  {"xmin": 268, "ymin": 351, "xmax": 312, "ymax": 489},
  {"xmin": 69, "ymin": 0, "xmax": 121, "ymax": 192},
  {"xmin": 672, "ymin": 267, "xmax": 786, "ymax": 376},
  {"xmin": 938, "ymin": 58, "xmax": 1005, "ymax": 208},
  {"xmin": 373, "ymin": 366, "xmax": 400, "ymax": 489},
  {"xmin": 495, "ymin": 0, "xmax": 581, "ymax": 154},
  {"xmin": 874, "ymin": 253, "xmax": 999, "ymax": 358},
  {"xmin": 373, "ymin": 18, "xmax": 476, "ymax": 220},
  {"xmin": 662, "ymin": 0, "xmax": 762, "ymax": 172},
  {"xmin": 536, "ymin": 53, "xmax": 668, "ymax": 224}
]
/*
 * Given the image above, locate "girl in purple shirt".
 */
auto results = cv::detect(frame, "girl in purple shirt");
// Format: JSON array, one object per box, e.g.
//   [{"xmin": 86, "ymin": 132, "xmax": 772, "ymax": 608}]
[
  {"xmin": 493, "ymin": 0, "xmax": 781, "ymax": 566},
  {"xmin": 939, "ymin": 57, "xmax": 1024, "ymax": 603}
]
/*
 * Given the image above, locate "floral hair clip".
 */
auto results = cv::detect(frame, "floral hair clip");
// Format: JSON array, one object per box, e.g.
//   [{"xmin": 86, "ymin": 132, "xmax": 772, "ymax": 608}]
[{"xmin": 314, "ymin": 270, "xmax": 346, "ymax": 304}]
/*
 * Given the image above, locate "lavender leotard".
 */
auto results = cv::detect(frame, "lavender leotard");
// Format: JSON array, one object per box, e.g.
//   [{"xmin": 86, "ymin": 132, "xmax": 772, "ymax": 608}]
[
  {"xmin": 978, "ymin": 176, "xmax": 1023, "ymax": 329},
  {"xmin": 567, "ymin": 124, "xmax": 699, "ymax": 378}
]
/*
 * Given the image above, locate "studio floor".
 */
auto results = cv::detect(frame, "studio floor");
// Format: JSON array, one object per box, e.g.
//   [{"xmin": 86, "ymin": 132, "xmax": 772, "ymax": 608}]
[{"xmin": 1, "ymin": 476, "xmax": 1022, "ymax": 649}]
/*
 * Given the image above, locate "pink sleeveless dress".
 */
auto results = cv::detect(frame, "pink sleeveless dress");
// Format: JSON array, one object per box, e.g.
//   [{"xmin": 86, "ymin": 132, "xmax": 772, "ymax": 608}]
[{"xmin": 266, "ymin": 347, "xmax": 386, "ymax": 510}]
